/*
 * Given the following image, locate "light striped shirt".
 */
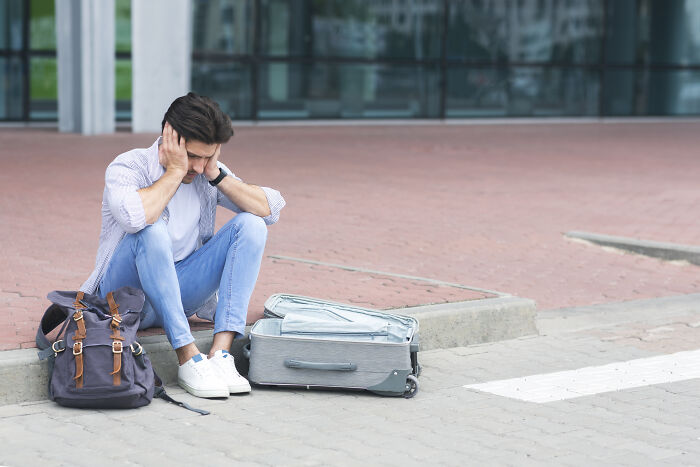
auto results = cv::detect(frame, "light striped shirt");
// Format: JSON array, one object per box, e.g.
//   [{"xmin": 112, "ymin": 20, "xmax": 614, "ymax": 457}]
[{"xmin": 80, "ymin": 137, "xmax": 285, "ymax": 321}]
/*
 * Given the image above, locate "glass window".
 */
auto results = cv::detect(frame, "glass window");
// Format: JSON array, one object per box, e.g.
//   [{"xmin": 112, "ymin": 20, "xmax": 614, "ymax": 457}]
[
  {"xmin": 603, "ymin": 69, "xmax": 700, "ymax": 116},
  {"xmin": 115, "ymin": 59, "xmax": 131, "ymax": 120},
  {"xmin": 116, "ymin": 1, "xmax": 132, "ymax": 120},
  {"xmin": 446, "ymin": 67, "xmax": 509, "ymax": 117},
  {"xmin": 448, "ymin": 0, "xmax": 604, "ymax": 64},
  {"xmin": 191, "ymin": 61, "xmax": 253, "ymax": 119},
  {"xmin": 606, "ymin": 0, "xmax": 700, "ymax": 65},
  {"xmin": 648, "ymin": 70, "xmax": 700, "ymax": 115},
  {"xmin": 647, "ymin": 0, "xmax": 700, "ymax": 65},
  {"xmin": 447, "ymin": 1, "xmax": 508, "ymax": 62},
  {"xmin": 603, "ymin": 0, "xmax": 639, "ymax": 64},
  {"xmin": 116, "ymin": 0, "xmax": 131, "ymax": 53},
  {"xmin": 0, "ymin": 56, "xmax": 24, "ymax": 119},
  {"xmin": 1, "ymin": 0, "xmax": 24, "ymax": 51},
  {"xmin": 29, "ymin": 56, "xmax": 57, "ymax": 119},
  {"xmin": 447, "ymin": 66, "xmax": 599, "ymax": 117},
  {"xmin": 258, "ymin": 62, "xmax": 440, "ymax": 119},
  {"xmin": 192, "ymin": 0, "xmax": 254, "ymax": 54},
  {"xmin": 30, "ymin": 0, "xmax": 55, "ymax": 50},
  {"xmin": 260, "ymin": 0, "xmax": 443, "ymax": 60}
]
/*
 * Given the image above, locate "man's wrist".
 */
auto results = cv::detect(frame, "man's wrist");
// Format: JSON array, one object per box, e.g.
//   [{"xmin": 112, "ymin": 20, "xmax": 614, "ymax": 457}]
[
  {"xmin": 208, "ymin": 168, "xmax": 227, "ymax": 187},
  {"xmin": 205, "ymin": 167, "xmax": 219, "ymax": 181},
  {"xmin": 165, "ymin": 166, "xmax": 187, "ymax": 179}
]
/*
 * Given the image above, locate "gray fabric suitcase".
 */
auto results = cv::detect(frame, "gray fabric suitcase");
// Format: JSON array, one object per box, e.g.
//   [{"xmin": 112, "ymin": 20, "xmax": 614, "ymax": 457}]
[{"xmin": 246, "ymin": 294, "xmax": 420, "ymax": 397}]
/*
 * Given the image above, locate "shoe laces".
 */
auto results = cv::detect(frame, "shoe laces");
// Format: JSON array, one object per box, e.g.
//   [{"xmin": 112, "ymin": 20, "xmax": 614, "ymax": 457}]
[
  {"xmin": 216, "ymin": 352, "xmax": 242, "ymax": 377},
  {"xmin": 192, "ymin": 357, "xmax": 219, "ymax": 379}
]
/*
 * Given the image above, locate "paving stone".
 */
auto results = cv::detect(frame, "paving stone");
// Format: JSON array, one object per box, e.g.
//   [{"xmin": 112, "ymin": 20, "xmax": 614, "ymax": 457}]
[
  {"xmin": 4, "ymin": 268, "xmax": 700, "ymax": 462},
  {"xmin": 5, "ymin": 123, "xmax": 700, "ymax": 349}
]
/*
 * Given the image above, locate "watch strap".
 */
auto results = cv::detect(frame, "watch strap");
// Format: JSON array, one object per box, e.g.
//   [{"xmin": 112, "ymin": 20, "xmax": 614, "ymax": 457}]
[{"xmin": 209, "ymin": 168, "xmax": 227, "ymax": 187}]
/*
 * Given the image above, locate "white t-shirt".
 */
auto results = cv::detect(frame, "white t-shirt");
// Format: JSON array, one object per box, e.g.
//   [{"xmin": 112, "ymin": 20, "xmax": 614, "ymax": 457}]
[{"xmin": 166, "ymin": 183, "xmax": 201, "ymax": 261}]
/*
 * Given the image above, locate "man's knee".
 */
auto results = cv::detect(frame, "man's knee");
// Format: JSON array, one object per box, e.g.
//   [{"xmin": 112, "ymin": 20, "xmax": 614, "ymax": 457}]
[
  {"xmin": 131, "ymin": 220, "xmax": 172, "ymax": 255},
  {"xmin": 232, "ymin": 213, "xmax": 268, "ymax": 248}
]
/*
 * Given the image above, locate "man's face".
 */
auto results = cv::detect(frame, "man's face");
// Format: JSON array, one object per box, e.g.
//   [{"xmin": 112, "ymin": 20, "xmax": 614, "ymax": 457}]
[{"xmin": 182, "ymin": 140, "xmax": 218, "ymax": 184}]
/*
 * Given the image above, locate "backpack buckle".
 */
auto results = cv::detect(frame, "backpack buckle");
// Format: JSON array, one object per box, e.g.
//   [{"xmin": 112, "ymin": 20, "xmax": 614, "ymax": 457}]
[
  {"xmin": 73, "ymin": 310, "xmax": 83, "ymax": 322},
  {"xmin": 130, "ymin": 342, "xmax": 143, "ymax": 356},
  {"xmin": 72, "ymin": 341, "xmax": 83, "ymax": 355},
  {"xmin": 112, "ymin": 341, "xmax": 123, "ymax": 354},
  {"xmin": 52, "ymin": 340, "xmax": 65, "ymax": 356}
]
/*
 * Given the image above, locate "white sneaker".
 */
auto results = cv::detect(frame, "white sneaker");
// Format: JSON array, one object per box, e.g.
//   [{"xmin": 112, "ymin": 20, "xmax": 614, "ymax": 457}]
[
  {"xmin": 178, "ymin": 353, "xmax": 229, "ymax": 398},
  {"xmin": 208, "ymin": 350, "xmax": 252, "ymax": 394}
]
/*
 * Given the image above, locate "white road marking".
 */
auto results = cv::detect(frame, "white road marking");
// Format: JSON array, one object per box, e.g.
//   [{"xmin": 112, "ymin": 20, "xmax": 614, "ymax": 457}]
[{"xmin": 463, "ymin": 349, "xmax": 700, "ymax": 403}]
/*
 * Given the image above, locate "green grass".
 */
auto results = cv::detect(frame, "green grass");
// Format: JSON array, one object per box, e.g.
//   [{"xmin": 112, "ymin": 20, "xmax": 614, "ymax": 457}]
[
  {"xmin": 116, "ymin": 60, "xmax": 132, "ymax": 100},
  {"xmin": 30, "ymin": 0, "xmax": 56, "ymax": 50},
  {"xmin": 30, "ymin": 58, "xmax": 131, "ymax": 101},
  {"xmin": 30, "ymin": 57, "xmax": 57, "ymax": 99}
]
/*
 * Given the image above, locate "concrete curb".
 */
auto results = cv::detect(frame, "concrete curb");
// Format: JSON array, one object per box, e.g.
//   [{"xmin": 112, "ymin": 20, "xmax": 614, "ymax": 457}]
[
  {"xmin": 537, "ymin": 293, "xmax": 700, "ymax": 335},
  {"xmin": 565, "ymin": 231, "xmax": 700, "ymax": 266},
  {"xmin": 400, "ymin": 296, "xmax": 537, "ymax": 351},
  {"xmin": 0, "ymin": 295, "xmax": 536, "ymax": 406}
]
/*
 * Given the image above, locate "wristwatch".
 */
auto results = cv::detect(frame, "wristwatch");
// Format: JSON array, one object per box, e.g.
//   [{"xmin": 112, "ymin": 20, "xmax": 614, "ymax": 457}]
[{"xmin": 209, "ymin": 168, "xmax": 227, "ymax": 187}]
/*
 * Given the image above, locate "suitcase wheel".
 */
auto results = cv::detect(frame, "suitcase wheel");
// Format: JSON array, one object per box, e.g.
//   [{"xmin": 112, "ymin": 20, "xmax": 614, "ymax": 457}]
[{"xmin": 403, "ymin": 375, "xmax": 419, "ymax": 399}]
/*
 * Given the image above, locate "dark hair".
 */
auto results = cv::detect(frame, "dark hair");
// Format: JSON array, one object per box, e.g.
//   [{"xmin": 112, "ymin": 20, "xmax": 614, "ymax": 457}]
[{"xmin": 161, "ymin": 92, "xmax": 234, "ymax": 144}]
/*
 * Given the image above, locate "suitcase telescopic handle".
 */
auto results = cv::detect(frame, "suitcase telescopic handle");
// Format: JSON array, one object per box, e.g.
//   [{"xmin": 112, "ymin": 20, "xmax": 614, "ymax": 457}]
[{"xmin": 284, "ymin": 359, "xmax": 357, "ymax": 371}]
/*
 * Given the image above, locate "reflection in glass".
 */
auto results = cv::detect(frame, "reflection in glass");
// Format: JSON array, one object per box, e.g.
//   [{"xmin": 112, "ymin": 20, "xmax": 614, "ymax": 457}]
[
  {"xmin": 647, "ymin": 0, "xmax": 700, "ymax": 65},
  {"xmin": 192, "ymin": 0, "xmax": 253, "ymax": 54},
  {"xmin": 258, "ymin": 63, "xmax": 440, "ymax": 119},
  {"xmin": 648, "ymin": 70, "xmax": 700, "ymax": 115},
  {"xmin": 447, "ymin": 66, "xmax": 599, "ymax": 117},
  {"xmin": 606, "ymin": 0, "xmax": 700, "ymax": 65},
  {"xmin": 603, "ymin": 0, "xmax": 639, "ymax": 64},
  {"xmin": 116, "ymin": 59, "xmax": 131, "ymax": 120},
  {"xmin": 191, "ymin": 61, "xmax": 252, "ymax": 119},
  {"xmin": 258, "ymin": 62, "xmax": 440, "ymax": 119},
  {"xmin": 116, "ymin": 0, "xmax": 131, "ymax": 53},
  {"xmin": 448, "ymin": 0, "xmax": 604, "ymax": 63},
  {"xmin": 604, "ymin": 70, "xmax": 700, "ymax": 116},
  {"xmin": 30, "ymin": 57, "xmax": 57, "ymax": 119},
  {"xmin": 446, "ymin": 67, "xmax": 508, "ymax": 117},
  {"xmin": 0, "ymin": 57, "xmax": 23, "ymax": 119},
  {"xmin": 1, "ymin": 0, "xmax": 24, "ymax": 50},
  {"xmin": 260, "ymin": 0, "xmax": 442, "ymax": 59},
  {"xmin": 30, "ymin": 0, "xmax": 55, "ymax": 50}
]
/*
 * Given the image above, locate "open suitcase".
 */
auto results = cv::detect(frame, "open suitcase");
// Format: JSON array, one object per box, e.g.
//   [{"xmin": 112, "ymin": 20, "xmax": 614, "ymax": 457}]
[{"xmin": 244, "ymin": 294, "xmax": 420, "ymax": 398}]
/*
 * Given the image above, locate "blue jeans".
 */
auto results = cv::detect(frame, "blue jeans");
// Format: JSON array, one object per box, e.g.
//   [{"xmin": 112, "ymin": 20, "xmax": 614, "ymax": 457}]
[{"xmin": 98, "ymin": 213, "xmax": 267, "ymax": 349}]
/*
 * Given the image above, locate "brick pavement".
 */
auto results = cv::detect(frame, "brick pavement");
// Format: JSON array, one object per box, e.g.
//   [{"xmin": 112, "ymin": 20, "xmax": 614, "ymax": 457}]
[
  {"xmin": 2, "ymin": 122, "xmax": 700, "ymax": 350},
  {"xmin": 3, "ymin": 295, "xmax": 700, "ymax": 465}
]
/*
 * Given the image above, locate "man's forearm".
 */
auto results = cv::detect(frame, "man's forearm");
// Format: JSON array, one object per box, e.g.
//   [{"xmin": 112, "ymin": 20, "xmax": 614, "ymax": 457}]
[
  {"xmin": 215, "ymin": 174, "xmax": 271, "ymax": 218},
  {"xmin": 138, "ymin": 169, "xmax": 184, "ymax": 224}
]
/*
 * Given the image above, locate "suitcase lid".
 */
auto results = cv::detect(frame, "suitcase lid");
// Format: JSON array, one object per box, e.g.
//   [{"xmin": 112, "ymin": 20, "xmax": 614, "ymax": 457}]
[{"xmin": 262, "ymin": 294, "xmax": 418, "ymax": 340}]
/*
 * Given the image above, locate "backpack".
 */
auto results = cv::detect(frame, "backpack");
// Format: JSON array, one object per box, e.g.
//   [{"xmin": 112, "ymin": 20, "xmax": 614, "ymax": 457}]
[{"xmin": 37, "ymin": 287, "xmax": 207, "ymax": 414}]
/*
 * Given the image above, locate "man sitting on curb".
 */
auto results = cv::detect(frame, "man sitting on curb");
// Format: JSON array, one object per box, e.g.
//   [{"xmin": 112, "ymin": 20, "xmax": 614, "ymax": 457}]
[{"xmin": 80, "ymin": 93, "xmax": 285, "ymax": 398}]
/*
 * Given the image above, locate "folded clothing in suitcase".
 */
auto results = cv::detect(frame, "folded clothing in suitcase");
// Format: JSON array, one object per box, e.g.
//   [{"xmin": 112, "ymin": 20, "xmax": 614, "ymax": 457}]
[{"xmin": 246, "ymin": 294, "xmax": 420, "ymax": 398}]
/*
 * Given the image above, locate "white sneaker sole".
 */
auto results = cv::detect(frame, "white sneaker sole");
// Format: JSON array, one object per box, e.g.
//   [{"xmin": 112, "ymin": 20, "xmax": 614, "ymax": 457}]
[
  {"xmin": 228, "ymin": 382, "xmax": 252, "ymax": 394},
  {"xmin": 178, "ymin": 378, "xmax": 229, "ymax": 398}
]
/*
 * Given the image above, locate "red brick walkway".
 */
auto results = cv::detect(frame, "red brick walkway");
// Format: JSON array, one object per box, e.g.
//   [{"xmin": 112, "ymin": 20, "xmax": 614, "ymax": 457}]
[{"xmin": 2, "ymin": 122, "xmax": 699, "ymax": 350}]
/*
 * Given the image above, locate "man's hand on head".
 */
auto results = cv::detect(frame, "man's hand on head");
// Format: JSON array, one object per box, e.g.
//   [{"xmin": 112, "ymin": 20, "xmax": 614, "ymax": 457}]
[
  {"xmin": 160, "ymin": 122, "xmax": 188, "ymax": 178},
  {"xmin": 138, "ymin": 122, "xmax": 191, "ymax": 225},
  {"xmin": 204, "ymin": 144, "xmax": 222, "ymax": 182}
]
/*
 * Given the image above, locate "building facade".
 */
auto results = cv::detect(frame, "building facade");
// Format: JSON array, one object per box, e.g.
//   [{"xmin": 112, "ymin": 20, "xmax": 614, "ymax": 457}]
[{"xmin": 2, "ymin": 0, "xmax": 700, "ymax": 123}]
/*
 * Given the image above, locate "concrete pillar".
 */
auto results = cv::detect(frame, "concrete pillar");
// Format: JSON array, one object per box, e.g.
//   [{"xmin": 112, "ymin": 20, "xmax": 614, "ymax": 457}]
[
  {"xmin": 55, "ymin": 0, "xmax": 115, "ymax": 134},
  {"xmin": 131, "ymin": 0, "xmax": 192, "ymax": 133}
]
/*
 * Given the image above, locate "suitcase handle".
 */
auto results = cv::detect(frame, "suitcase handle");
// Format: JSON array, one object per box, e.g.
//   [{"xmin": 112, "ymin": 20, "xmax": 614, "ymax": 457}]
[{"xmin": 284, "ymin": 359, "xmax": 357, "ymax": 372}]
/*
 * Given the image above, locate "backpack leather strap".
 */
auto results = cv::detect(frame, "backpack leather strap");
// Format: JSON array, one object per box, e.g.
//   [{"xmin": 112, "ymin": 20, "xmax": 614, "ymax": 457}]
[
  {"xmin": 107, "ymin": 292, "xmax": 124, "ymax": 386},
  {"xmin": 72, "ymin": 292, "xmax": 87, "ymax": 389}
]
